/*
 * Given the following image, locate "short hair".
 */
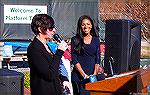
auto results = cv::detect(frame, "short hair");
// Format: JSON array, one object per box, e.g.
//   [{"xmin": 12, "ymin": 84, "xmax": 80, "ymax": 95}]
[{"xmin": 31, "ymin": 14, "xmax": 55, "ymax": 35}]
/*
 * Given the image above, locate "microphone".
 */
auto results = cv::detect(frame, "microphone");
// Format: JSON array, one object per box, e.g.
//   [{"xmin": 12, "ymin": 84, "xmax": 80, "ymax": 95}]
[
  {"xmin": 109, "ymin": 57, "xmax": 114, "ymax": 76},
  {"xmin": 53, "ymin": 34, "xmax": 62, "ymax": 43},
  {"xmin": 53, "ymin": 34, "xmax": 71, "ymax": 56}
]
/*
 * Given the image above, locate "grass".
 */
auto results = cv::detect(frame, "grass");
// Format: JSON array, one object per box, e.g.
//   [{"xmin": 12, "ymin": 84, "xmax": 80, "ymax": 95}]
[{"xmin": 24, "ymin": 71, "xmax": 30, "ymax": 89}]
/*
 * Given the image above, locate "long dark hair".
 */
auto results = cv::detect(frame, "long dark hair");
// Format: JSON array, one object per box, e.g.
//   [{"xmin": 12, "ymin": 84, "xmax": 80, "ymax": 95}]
[{"xmin": 74, "ymin": 15, "xmax": 99, "ymax": 54}]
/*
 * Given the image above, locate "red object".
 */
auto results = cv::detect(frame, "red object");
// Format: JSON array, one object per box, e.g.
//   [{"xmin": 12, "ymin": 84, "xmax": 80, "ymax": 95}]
[
  {"xmin": 100, "ymin": 43, "xmax": 105, "ymax": 55},
  {"xmin": 63, "ymin": 45, "xmax": 72, "ymax": 61}
]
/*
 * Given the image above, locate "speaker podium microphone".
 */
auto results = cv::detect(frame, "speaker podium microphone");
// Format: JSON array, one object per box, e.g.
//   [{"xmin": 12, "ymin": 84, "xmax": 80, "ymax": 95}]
[{"xmin": 109, "ymin": 57, "xmax": 114, "ymax": 76}]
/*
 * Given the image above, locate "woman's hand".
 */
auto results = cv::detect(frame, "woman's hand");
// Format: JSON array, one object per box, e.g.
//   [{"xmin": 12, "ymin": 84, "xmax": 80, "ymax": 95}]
[
  {"xmin": 63, "ymin": 81, "xmax": 73, "ymax": 95},
  {"xmin": 57, "ymin": 40, "xmax": 68, "ymax": 51},
  {"xmin": 83, "ymin": 73, "xmax": 90, "ymax": 79}
]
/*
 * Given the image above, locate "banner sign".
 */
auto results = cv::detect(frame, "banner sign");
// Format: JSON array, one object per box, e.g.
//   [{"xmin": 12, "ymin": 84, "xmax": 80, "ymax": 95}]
[{"xmin": 4, "ymin": 5, "xmax": 47, "ymax": 24}]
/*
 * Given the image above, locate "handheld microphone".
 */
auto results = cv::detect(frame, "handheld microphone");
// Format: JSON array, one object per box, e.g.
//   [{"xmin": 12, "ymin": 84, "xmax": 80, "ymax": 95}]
[
  {"xmin": 53, "ymin": 34, "xmax": 71, "ymax": 54},
  {"xmin": 53, "ymin": 34, "xmax": 62, "ymax": 43}
]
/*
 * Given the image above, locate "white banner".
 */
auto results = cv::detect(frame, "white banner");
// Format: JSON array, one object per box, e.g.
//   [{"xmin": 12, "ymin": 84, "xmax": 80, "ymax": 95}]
[{"xmin": 4, "ymin": 5, "xmax": 47, "ymax": 24}]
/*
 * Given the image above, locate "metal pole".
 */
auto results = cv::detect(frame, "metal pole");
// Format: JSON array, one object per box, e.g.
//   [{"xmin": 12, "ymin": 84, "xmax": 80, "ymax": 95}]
[{"xmin": 0, "ymin": 42, "xmax": 4, "ymax": 69}]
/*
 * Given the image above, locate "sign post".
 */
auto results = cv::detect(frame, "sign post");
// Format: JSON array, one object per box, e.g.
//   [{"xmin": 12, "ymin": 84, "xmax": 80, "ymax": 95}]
[{"xmin": 0, "ymin": 42, "xmax": 4, "ymax": 69}]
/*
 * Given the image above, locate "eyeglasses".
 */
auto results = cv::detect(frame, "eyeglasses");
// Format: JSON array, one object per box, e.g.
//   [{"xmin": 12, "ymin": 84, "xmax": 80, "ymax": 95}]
[
  {"xmin": 48, "ymin": 27, "xmax": 55, "ymax": 31},
  {"xmin": 48, "ymin": 24, "xmax": 55, "ymax": 31},
  {"xmin": 47, "ymin": 27, "xmax": 56, "ymax": 33}
]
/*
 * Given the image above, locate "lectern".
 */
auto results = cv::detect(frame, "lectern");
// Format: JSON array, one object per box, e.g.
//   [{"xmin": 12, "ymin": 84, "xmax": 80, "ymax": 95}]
[{"xmin": 85, "ymin": 67, "xmax": 150, "ymax": 95}]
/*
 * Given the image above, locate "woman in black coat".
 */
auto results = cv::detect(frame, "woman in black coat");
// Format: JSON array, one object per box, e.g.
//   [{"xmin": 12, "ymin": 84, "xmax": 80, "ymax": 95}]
[{"xmin": 27, "ymin": 14, "xmax": 68, "ymax": 95}]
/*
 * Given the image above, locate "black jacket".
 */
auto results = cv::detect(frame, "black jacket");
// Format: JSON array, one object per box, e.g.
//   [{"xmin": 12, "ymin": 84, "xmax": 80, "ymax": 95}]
[{"xmin": 27, "ymin": 37, "xmax": 64, "ymax": 95}]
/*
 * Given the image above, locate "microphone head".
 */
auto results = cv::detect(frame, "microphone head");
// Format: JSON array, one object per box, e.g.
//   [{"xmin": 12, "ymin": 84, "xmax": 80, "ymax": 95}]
[{"xmin": 53, "ymin": 34, "xmax": 62, "ymax": 43}]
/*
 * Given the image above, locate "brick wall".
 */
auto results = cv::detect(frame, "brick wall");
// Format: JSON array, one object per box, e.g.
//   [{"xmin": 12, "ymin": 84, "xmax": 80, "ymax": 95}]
[{"xmin": 99, "ymin": 0, "xmax": 150, "ymax": 39}]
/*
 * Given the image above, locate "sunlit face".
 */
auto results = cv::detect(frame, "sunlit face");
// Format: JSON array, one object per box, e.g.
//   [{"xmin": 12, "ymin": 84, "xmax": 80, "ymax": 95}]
[
  {"xmin": 45, "ymin": 28, "xmax": 56, "ymax": 40},
  {"xmin": 81, "ymin": 19, "xmax": 92, "ymax": 35}
]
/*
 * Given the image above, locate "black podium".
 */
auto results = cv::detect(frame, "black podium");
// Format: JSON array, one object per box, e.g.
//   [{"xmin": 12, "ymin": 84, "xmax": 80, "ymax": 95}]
[{"xmin": 0, "ymin": 69, "xmax": 24, "ymax": 95}]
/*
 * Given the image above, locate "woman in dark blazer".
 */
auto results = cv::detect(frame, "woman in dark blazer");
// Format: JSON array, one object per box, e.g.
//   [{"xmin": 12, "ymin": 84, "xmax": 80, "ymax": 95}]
[{"xmin": 27, "ymin": 14, "xmax": 68, "ymax": 95}]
